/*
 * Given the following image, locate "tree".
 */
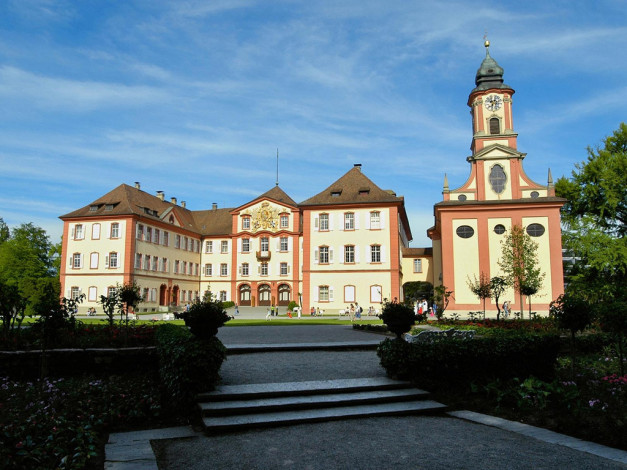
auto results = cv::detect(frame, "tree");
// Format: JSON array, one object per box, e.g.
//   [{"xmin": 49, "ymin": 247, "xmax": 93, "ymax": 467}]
[
  {"xmin": 490, "ymin": 276, "xmax": 507, "ymax": 320},
  {"xmin": 379, "ymin": 299, "xmax": 415, "ymax": 339},
  {"xmin": 467, "ymin": 272, "xmax": 492, "ymax": 319},
  {"xmin": 118, "ymin": 281, "xmax": 143, "ymax": 317},
  {"xmin": 498, "ymin": 224, "xmax": 545, "ymax": 318},
  {"xmin": 0, "ymin": 218, "xmax": 9, "ymax": 244},
  {"xmin": 0, "ymin": 279, "xmax": 27, "ymax": 338},
  {"xmin": 433, "ymin": 285, "xmax": 453, "ymax": 320},
  {"xmin": 555, "ymin": 123, "xmax": 626, "ymax": 303}
]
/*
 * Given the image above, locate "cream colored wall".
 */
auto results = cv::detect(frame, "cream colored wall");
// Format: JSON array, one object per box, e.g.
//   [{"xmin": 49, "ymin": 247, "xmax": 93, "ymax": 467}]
[
  {"xmin": 452, "ymin": 219, "xmax": 480, "ymax": 304},
  {"xmin": 233, "ymin": 235, "xmax": 294, "ymax": 281},
  {"xmin": 309, "ymin": 271, "xmax": 390, "ymax": 311},
  {"xmin": 522, "ymin": 216, "xmax": 553, "ymax": 304},
  {"xmin": 200, "ymin": 280, "xmax": 232, "ymax": 301},
  {"xmin": 200, "ymin": 237, "xmax": 232, "ymax": 283},
  {"xmin": 238, "ymin": 201, "xmax": 294, "ymax": 232},
  {"xmin": 309, "ymin": 208, "xmax": 390, "ymax": 271},
  {"xmin": 401, "ymin": 257, "xmax": 432, "ymax": 284},
  {"xmin": 432, "ymin": 239, "xmax": 442, "ymax": 288}
]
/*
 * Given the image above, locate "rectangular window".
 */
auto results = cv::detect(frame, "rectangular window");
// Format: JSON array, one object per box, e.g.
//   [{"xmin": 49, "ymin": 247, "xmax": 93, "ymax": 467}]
[
  {"xmin": 183, "ymin": 237, "xmax": 188, "ymax": 251},
  {"xmin": 370, "ymin": 211, "xmax": 380, "ymax": 229},
  {"xmin": 413, "ymin": 259, "xmax": 422, "ymax": 273},
  {"xmin": 242, "ymin": 217, "xmax": 250, "ymax": 229},
  {"xmin": 88, "ymin": 286, "xmax": 97, "ymax": 302},
  {"xmin": 91, "ymin": 223, "xmax": 100, "ymax": 239},
  {"xmin": 370, "ymin": 245, "xmax": 381, "ymax": 263},
  {"xmin": 319, "ymin": 246, "xmax": 329, "ymax": 264},
  {"xmin": 182, "ymin": 261, "xmax": 187, "ymax": 275},
  {"xmin": 221, "ymin": 240, "xmax": 228, "ymax": 253},
  {"xmin": 260, "ymin": 237, "xmax": 269, "ymax": 253},
  {"xmin": 220, "ymin": 263, "xmax": 228, "ymax": 276},
  {"xmin": 107, "ymin": 287, "xmax": 118, "ymax": 298},
  {"xmin": 206, "ymin": 241, "xmax": 213, "ymax": 253},
  {"xmin": 143, "ymin": 288, "xmax": 149, "ymax": 301},
  {"xmin": 280, "ymin": 237, "xmax": 288, "ymax": 251},
  {"xmin": 111, "ymin": 223, "xmax": 120, "ymax": 238},
  {"xmin": 261, "ymin": 262, "xmax": 268, "ymax": 276},
  {"xmin": 175, "ymin": 235, "xmax": 181, "ymax": 249},
  {"xmin": 163, "ymin": 231, "xmax": 169, "ymax": 246},
  {"xmin": 74, "ymin": 224, "xmax": 84, "ymax": 240},
  {"xmin": 162, "ymin": 257, "xmax": 168, "ymax": 272},
  {"xmin": 146, "ymin": 227, "xmax": 152, "ymax": 242},
  {"xmin": 90, "ymin": 252, "xmax": 99, "ymax": 269},
  {"xmin": 280, "ymin": 215, "xmax": 289, "ymax": 228},
  {"xmin": 174, "ymin": 260, "xmax": 179, "ymax": 274},
  {"xmin": 319, "ymin": 213, "xmax": 329, "ymax": 231},
  {"xmin": 371, "ymin": 285, "xmax": 382, "ymax": 303},
  {"xmin": 241, "ymin": 263, "xmax": 249, "ymax": 276},
  {"xmin": 144, "ymin": 254, "xmax": 150, "ymax": 271},
  {"xmin": 73, "ymin": 253, "xmax": 81, "ymax": 269},
  {"xmin": 280, "ymin": 262, "xmax": 288, "ymax": 275},
  {"xmin": 71, "ymin": 286, "xmax": 80, "ymax": 300},
  {"xmin": 153, "ymin": 229, "xmax": 160, "ymax": 244},
  {"xmin": 344, "ymin": 213, "xmax": 354, "ymax": 230},
  {"xmin": 152, "ymin": 256, "xmax": 158, "ymax": 271},
  {"xmin": 205, "ymin": 263, "xmax": 212, "ymax": 276},
  {"xmin": 220, "ymin": 291, "xmax": 227, "ymax": 302},
  {"xmin": 109, "ymin": 252, "xmax": 118, "ymax": 268},
  {"xmin": 344, "ymin": 285, "xmax": 355, "ymax": 303},
  {"xmin": 319, "ymin": 286, "xmax": 329, "ymax": 302},
  {"xmin": 344, "ymin": 245, "xmax": 355, "ymax": 263},
  {"xmin": 135, "ymin": 253, "xmax": 142, "ymax": 269},
  {"xmin": 242, "ymin": 238, "xmax": 250, "ymax": 253},
  {"xmin": 195, "ymin": 263, "xmax": 199, "ymax": 276},
  {"xmin": 136, "ymin": 224, "xmax": 144, "ymax": 240}
]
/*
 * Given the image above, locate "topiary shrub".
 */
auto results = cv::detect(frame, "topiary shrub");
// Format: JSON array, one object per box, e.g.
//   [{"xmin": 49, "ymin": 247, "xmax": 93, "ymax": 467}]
[
  {"xmin": 155, "ymin": 324, "xmax": 227, "ymax": 414},
  {"xmin": 379, "ymin": 300, "xmax": 415, "ymax": 338},
  {"xmin": 179, "ymin": 297, "xmax": 231, "ymax": 340}
]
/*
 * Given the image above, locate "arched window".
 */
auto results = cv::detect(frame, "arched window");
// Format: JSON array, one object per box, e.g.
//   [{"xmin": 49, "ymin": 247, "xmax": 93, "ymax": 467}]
[{"xmin": 489, "ymin": 117, "xmax": 500, "ymax": 134}]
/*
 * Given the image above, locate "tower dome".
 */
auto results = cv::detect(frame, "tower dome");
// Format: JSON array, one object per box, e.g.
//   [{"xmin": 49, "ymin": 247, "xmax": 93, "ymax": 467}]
[{"xmin": 473, "ymin": 40, "xmax": 510, "ymax": 92}]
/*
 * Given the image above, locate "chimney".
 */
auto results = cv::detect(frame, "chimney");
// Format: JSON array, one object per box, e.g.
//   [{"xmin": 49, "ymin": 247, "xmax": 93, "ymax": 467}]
[
  {"xmin": 354, "ymin": 164, "xmax": 362, "ymax": 171},
  {"xmin": 181, "ymin": 201, "xmax": 186, "ymax": 208},
  {"xmin": 134, "ymin": 181, "xmax": 141, "ymax": 189},
  {"xmin": 171, "ymin": 197, "xmax": 177, "ymax": 205},
  {"xmin": 156, "ymin": 191, "xmax": 164, "ymax": 201},
  {"xmin": 212, "ymin": 203, "xmax": 218, "ymax": 210}
]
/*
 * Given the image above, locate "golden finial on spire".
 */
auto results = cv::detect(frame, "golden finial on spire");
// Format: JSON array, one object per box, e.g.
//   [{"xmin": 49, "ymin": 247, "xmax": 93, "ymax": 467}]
[{"xmin": 483, "ymin": 31, "xmax": 490, "ymax": 48}]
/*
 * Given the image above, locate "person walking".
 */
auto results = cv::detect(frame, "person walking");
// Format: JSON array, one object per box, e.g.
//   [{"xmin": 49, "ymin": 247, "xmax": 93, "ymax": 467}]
[
  {"xmin": 355, "ymin": 302, "xmax": 362, "ymax": 319},
  {"xmin": 234, "ymin": 303, "xmax": 239, "ymax": 316}
]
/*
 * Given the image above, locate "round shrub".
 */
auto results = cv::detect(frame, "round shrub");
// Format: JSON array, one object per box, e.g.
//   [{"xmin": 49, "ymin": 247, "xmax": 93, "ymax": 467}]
[
  {"xmin": 379, "ymin": 300, "xmax": 415, "ymax": 338},
  {"xmin": 180, "ymin": 298, "xmax": 230, "ymax": 340}
]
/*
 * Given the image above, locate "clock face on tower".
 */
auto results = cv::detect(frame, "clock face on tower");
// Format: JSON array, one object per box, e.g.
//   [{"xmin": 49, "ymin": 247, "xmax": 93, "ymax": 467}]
[{"xmin": 484, "ymin": 95, "xmax": 502, "ymax": 111}]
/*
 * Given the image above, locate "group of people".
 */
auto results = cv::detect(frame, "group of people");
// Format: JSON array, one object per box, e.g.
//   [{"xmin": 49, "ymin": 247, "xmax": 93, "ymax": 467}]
[{"xmin": 415, "ymin": 299, "xmax": 436, "ymax": 318}]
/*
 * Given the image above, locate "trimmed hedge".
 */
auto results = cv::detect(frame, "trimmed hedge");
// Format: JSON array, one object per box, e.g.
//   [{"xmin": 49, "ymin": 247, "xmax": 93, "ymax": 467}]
[
  {"xmin": 155, "ymin": 324, "xmax": 227, "ymax": 414},
  {"xmin": 377, "ymin": 333, "xmax": 560, "ymax": 389}
]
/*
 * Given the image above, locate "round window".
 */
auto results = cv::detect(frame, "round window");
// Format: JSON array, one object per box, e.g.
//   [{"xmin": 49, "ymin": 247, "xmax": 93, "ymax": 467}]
[
  {"xmin": 526, "ymin": 223, "xmax": 545, "ymax": 237},
  {"xmin": 530, "ymin": 191, "xmax": 539, "ymax": 198},
  {"xmin": 456, "ymin": 225, "xmax": 475, "ymax": 239},
  {"xmin": 494, "ymin": 224, "xmax": 506, "ymax": 235},
  {"xmin": 458, "ymin": 194, "xmax": 467, "ymax": 201}
]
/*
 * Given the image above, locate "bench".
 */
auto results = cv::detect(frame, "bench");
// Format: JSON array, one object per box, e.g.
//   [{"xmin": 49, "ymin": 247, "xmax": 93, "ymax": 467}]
[{"xmin": 403, "ymin": 328, "xmax": 475, "ymax": 344}]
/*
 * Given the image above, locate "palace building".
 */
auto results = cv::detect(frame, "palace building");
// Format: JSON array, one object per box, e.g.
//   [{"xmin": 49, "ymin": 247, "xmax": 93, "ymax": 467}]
[{"xmin": 59, "ymin": 42, "xmax": 565, "ymax": 315}]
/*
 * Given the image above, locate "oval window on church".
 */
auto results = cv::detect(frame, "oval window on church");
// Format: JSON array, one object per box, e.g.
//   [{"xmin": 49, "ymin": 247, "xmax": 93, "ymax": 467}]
[
  {"xmin": 526, "ymin": 223, "xmax": 545, "ymax": 237},
  {"xmin": 456, "ymin": 225, "xmax": 474, "ymax": 239},
  {"xmin": 489, "ymin": 165, "xmax": 507, "ymax": 194},
  {"xmin": 494, "ymin": 224, "xmax": 506, "ymax": 235}
]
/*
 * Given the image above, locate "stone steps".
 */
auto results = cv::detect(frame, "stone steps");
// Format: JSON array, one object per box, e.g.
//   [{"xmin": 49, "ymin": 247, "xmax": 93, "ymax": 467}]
[{"xmin": 197, "ymin": 377, "xmax": 446, "ymax": 433}]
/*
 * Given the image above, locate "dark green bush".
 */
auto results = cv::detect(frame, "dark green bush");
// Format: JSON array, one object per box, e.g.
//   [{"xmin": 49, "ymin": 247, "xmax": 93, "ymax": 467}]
[
  {"xmin": 377, "ymin": 333, "xmax": 560, "ymax": 389},
  {"xmin": 179, "ymin": 297, "xmax": 231, "ymax": 340},
  {"xmin": 155, "ymin": 324, "xmax": 227, "ymax": 414},
  {"xmin": 222, "ymin": 301, "xmax": 235, "ymax": 309},
  {"xmin": 379, "ymin": 300, "xmax": 415, "ymax": 338}
]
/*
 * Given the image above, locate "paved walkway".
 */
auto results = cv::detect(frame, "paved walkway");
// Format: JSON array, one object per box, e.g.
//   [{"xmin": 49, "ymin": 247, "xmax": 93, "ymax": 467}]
[{"xmin": 106, "ymin": 325, "xmax": 627, "ymax": 469}]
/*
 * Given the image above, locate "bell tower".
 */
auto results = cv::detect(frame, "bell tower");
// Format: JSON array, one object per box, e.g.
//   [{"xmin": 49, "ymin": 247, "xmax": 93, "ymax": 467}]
[{"xmin": 468, "ymin": 40, "xmax": 518, "ymax": 155}]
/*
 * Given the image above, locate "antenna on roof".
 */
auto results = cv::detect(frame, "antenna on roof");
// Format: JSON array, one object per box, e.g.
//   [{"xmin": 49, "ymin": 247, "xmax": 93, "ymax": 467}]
[{"xmin": 276, "ymin": 148, "xmax": 279, "ymax": 186}]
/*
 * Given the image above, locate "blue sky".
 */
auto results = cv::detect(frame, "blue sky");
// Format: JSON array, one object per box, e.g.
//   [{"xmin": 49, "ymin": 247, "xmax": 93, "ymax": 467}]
[{"xmin": 1, "ymin": 0, "xmax": 625, "ymax": 247}]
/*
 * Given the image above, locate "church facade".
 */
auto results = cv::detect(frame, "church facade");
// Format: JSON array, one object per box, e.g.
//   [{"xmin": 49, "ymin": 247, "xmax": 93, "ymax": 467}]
[{"xmin": 59, "ymin": 43, "xmax": 564, "ymax": 315}]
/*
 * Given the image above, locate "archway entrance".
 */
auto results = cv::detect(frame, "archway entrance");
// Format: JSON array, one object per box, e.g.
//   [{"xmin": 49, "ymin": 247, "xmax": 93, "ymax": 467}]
[
  {"xmin": 239, "ymin": 284, "xmax": 252, "ymax": 306},
  {"xmin": 257, "ymin": 284, "xmax": 271, "ymax": 306},
  {"xmin": 171, "ymin": 285, "xmax": 179, "ymax": 306},
  {"xmin": 278, "ymin": 284, "xmax": 291, "ymax": 306},
  {"xmin": 159, "ymin": 284, "xmax": 168, "ymax": 306}
]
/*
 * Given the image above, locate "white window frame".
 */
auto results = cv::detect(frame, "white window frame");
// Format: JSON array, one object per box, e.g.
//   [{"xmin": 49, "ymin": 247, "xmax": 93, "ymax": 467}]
[
  {"xmin": 280, "ymin": 214, "xmax": 289, "ymax": 228},
  {"xmin": 319, "ymin": 213, "xmax": 329, "ymax": 231},
  {"xmin": 280, "ymin": 237, "xmax": 288, "ymax": 251},
  {"xmin": 111, "ymin": 222, "xmax": 120, "ymax": 238},
  {"xmin": 344, "ymin": 213, "xmax": 354, "ymax": 230},
  {"xmin": 220, "ymin": 263, "xmax": 228, "ymax": 276},
  {"xmin": 221, "ymin": 240, "xmax": 228, "ymax": 253}
]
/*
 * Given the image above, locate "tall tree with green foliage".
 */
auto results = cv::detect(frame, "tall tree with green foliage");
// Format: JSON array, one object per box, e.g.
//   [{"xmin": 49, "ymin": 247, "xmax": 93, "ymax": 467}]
[
  {"xmin": 490, "ymin": 276, "xmax": 507, "ymax": 320},
  {"xmin": 555, "ymin": 123, "xmax": 626, "ymax": 303},
  {"xmin": 498, "ymin": 224, "xmax": 545, "ymax": 318},
  {"xmin": 0, "ymin": 218, "xmax": 9, "ymax": 244}
]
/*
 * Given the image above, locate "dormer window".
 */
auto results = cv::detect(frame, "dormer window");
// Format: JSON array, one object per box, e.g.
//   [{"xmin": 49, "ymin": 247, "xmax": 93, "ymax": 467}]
[
  {"xmin": 331, "ymin": 189, "xmax": 342, "ymax": 197},
  {"xmin": 105, "ymin": 204, "xmax": 115, "ymax": 211},
  {"xmin": 489, "ymin": 117, "xmax": 500, "ymax": 135},
  {"xmin": 89, "ymin": 205, "xmax": 99, "ymax": 212},
  {"xmin": 359, "ymin": 187, "xmax": 370, "ymax": 196},
  {"xmin": 489, "ymin": 164, "xmax": 507, "ymax": 194}
]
